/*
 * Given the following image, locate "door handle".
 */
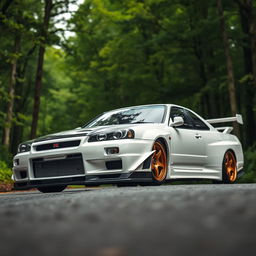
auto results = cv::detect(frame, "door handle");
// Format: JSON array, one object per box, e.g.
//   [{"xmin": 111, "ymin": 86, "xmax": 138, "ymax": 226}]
[{"xmin": 195, "ymin": 134, "xmax": 202, "ymax": 139}]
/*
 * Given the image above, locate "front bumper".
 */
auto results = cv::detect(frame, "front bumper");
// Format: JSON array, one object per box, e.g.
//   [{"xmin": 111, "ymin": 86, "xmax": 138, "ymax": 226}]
[{"xmin": 13, "ymin": 137, "xmax": 154, "ymax": 189}]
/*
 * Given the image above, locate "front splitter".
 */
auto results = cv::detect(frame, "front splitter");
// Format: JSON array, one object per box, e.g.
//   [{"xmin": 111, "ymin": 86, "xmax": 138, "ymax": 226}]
[{"xmin": 13, "ymin": 172, "xmax": 153, "ymax": 190}]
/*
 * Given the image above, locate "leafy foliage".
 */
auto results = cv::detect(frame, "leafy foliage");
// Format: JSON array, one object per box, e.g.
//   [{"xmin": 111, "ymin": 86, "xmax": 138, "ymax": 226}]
[
  {"xmin": 0, "ymin": 161, "xmax": 13, "ymax": 184},
  {"xmin": 0, "ymin": 145, "xmax": 13, "ymax": 166},
  {"xmin": 239, "ymin": 144, "xmax": 256, "ymax": 183}
]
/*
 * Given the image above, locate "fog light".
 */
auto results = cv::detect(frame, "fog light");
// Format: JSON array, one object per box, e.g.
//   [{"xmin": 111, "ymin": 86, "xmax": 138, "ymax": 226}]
[
  {"xmin": 105, "ymin": 147, "xmax": 119, "ymax": 155},
  {"xmin": 13, "ymin": 159, "xmax": 19, "ymax": 166}
]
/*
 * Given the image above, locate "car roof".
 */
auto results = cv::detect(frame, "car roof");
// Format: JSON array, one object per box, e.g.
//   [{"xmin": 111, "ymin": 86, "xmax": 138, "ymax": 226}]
[
  {"xmin": 104, "ymin": 103, "xmax": 181, "ymax": 113},
  {"xmin": 105, "ymin": 104, "xmax": 211, "ymax": 127}
]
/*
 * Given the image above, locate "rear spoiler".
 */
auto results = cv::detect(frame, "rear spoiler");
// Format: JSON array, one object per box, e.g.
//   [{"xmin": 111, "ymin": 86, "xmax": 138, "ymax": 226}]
[{"xmin": 206, "ymin": 114, "xmax": 243, "ymax": 125}]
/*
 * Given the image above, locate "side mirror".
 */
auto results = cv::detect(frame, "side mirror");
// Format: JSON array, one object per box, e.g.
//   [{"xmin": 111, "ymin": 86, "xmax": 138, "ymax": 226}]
[{"xmin": 169, "ymin": 116, "xmax": 184, "ymax": 127}]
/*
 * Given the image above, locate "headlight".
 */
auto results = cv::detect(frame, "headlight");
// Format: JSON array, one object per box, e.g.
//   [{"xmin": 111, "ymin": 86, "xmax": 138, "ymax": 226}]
[
  {"xmin": 88, "ymin": 129, "xmax": 135, "ymax": 142},
  {"xmin": 17, "ymin": 143, "xmax": 31, "ymax": 153}
]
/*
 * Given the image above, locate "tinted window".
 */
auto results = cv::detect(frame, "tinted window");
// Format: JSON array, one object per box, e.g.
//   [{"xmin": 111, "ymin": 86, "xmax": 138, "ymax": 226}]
[
  {"xmin": 84, "ymin": 105, "xmax": 166, "ymax": 128},
  {"xmin": 170, "ymin": 107, "xmax": 194, "ymax": 129},
  {"xmin": 184, "ymin": 109, "xmax": 210, "ymax": 130}
]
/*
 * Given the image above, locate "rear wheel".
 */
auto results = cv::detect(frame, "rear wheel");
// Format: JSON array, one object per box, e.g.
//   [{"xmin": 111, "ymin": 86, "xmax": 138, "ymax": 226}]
[
  {"xmin": 222, "ymin": 151, "xmax": 237, "ymax": 183},
  {"xmin": 37, "ymin": 185, "xmax": 67, "ymax": 193},
  {"xmin": 151, "ymin": 140, "xmax": 168, "ymax": 184}
]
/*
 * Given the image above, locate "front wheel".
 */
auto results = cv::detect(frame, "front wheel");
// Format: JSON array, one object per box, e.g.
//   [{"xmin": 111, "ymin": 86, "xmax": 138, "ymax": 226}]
[
  {"xmin": 37, "ymin": 185, "xmax": 67, "ymax": 193},
  {"xmin": 222, "ymin": 151, "xmax": 237, "ymax": 183},
  {"xmin": 151, "ymin": 140, "xmax": 168, "ymax": 184}
]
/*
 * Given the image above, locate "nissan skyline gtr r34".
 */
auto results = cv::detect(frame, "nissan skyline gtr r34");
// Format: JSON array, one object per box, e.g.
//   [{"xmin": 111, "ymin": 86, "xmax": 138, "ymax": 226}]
[{"xmin": 13, "ymin": 104, "xmax": 244, "ymax": 193}]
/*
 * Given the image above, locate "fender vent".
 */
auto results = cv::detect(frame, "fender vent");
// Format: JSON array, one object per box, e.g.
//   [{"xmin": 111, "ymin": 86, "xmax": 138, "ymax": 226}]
[
  {"xmin": 105, "ymin": 160, "xmax": 122, "ymax": 170},
  {"xmin": 143, "ymin": 155, "xmax": 152, "ymax": 169}
]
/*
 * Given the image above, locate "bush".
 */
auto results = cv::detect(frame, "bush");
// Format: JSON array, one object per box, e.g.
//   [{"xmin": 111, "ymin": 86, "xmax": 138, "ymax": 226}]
[
  {"xmin": 0, "ymin": 146, "xmax": 14, "ymax": 191},
  {"xmin": 0, "ymin": 161, "xmax": 13, "ymax": 182},
  {"xmin": 238, "ymin": 144, "xmax": 256, "ymax": 183}
]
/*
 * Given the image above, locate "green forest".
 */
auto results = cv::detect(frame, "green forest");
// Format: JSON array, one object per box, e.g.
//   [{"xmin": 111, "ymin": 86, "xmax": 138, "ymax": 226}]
[{"xmin": 0, "ymin": 0, "xmax": 256, "ymax": 186}]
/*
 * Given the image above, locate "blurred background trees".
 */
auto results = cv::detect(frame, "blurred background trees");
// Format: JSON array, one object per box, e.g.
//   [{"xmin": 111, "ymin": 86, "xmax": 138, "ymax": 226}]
[{"xmin": 0, "ymin": 0, "xmax": 256, "ymax": 180}]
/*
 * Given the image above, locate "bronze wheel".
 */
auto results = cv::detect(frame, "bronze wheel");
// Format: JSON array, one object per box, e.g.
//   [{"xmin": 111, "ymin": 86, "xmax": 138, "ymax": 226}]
[
  {"xmin": 151, "ymin": 141, "xmax": 167, "ymax": 183},
  {"xmin": 223, "ymin": 151, "xmax": 237, "ymax": 183}
]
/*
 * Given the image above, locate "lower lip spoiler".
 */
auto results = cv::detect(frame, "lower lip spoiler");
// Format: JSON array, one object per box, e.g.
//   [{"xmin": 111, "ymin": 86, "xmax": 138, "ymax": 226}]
[{"xmin": 13, "ymin": 172, "xmax": 153, "ymax": 190}]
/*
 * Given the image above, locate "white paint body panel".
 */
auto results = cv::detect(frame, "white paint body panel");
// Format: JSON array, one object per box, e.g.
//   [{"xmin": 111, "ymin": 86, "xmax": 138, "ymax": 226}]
[{"xmin": 13, "ymin": 104, "xmax": 244, "ymax": 184}]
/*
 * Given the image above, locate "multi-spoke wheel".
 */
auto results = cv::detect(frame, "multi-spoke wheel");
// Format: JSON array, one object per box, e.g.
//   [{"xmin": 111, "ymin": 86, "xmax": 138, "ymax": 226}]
[
  {"xmin": 151, "ymin": 140, "xmax": 167, "ymax": 184},
  {"xmin": 222, "ymin": 151, "xmax": 237, "ymax": 183}
]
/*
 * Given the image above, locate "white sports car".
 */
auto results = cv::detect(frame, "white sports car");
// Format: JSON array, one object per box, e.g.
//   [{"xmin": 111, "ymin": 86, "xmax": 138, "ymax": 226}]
[{"xmin": 13, "ymin": 104, "xmax": 244, "ymax": 193}]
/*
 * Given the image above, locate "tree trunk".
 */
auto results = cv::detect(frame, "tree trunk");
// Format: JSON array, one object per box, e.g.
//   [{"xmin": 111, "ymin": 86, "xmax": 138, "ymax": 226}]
[
  {"xmin": 236, "ymin": 0, "xmax": 256, "ymax": 146},
  {"xmin": 30, "ymin": 0, "xmax": 52, "ymax": 139},
  {"xmin": 2, "ymin": 34, "xmax": 20, "ymax": 147},
  {"xmin": 249, "ymin": 2, "xmax": 256, "ymax": 89},
  {"xmin": 216, "ymin": 0, "xmax": 240, "ymax": 137},
  {"xmin": 250, "ymin": 5, "xmax": 256, "ymax": 136},
  {"xmin": 189, "ymin": 0, "xmax": 219, "ymax": 119},
  {"xmin": 10, "ymin": 46, "xmax": 37, "ymax": 154}
]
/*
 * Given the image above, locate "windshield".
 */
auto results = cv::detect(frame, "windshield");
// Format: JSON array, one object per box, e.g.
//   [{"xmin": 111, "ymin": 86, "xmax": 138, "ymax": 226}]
[{"xmin": 84, "ymin": 105, "xmax": 166, "ymax": 128}]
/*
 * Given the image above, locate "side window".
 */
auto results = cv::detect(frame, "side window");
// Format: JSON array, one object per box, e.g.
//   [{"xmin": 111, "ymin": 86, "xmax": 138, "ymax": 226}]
[
  {"xmin": 170, "ymin": 107, "xmax": 194, "ymax": 129},
  {"xmin": 185, "ymin": 110, "xmax": 210, "ymax": 130}
]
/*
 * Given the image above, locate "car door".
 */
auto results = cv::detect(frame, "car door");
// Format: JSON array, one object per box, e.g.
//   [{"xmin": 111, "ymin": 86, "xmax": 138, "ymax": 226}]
[
  {"xmin": 182, "ymin": 108, "xmax": 212, "ymax": 166},
  {"xmin": 170, "ymin": 107, "xmax": 207, "ymax": 170},
  {"xmin": 184, "ymin": 109, "xmax": 222, "ymax": 171}
]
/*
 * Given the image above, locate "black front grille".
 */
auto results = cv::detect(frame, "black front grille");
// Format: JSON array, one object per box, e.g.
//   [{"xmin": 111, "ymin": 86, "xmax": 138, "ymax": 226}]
[
  {"xmin": 36, "ymin": 140, "xmax": 80, "ymax": 151},
  {"xmin": 33, "ymin": 153, "xmax": 84, "ymax": 178}
]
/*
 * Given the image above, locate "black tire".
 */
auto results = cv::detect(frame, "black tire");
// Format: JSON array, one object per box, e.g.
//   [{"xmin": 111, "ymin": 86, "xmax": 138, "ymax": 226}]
[
  {"xmin": 85, "ymin": 185, "xmax": 100, "ymax": 188},
  {"xmin": 212, "ymin": 180, "xmax": 222, "ymax": 184},
  {"xmin": 37, "ymin": 185, "xmax": 67, "ymax": 193},
  {"xmin": 117, "ymin": 183, "xmax": 137, "ymax": 187},
  {"xmin": 139, "ymin": 182, "xmax": 161, "ymax": 186}
]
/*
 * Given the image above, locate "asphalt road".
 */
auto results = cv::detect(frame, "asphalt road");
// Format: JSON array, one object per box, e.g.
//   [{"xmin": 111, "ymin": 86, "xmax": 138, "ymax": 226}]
[{"xmin": 0, "ymin": 184, "xmax": 256, "ymax": 256}]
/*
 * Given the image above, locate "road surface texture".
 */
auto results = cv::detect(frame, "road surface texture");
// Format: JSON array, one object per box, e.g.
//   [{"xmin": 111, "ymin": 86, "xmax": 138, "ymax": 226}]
[{"xmin": 0, "ymin": 184, "xmax": 256, "ymax": 256}]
